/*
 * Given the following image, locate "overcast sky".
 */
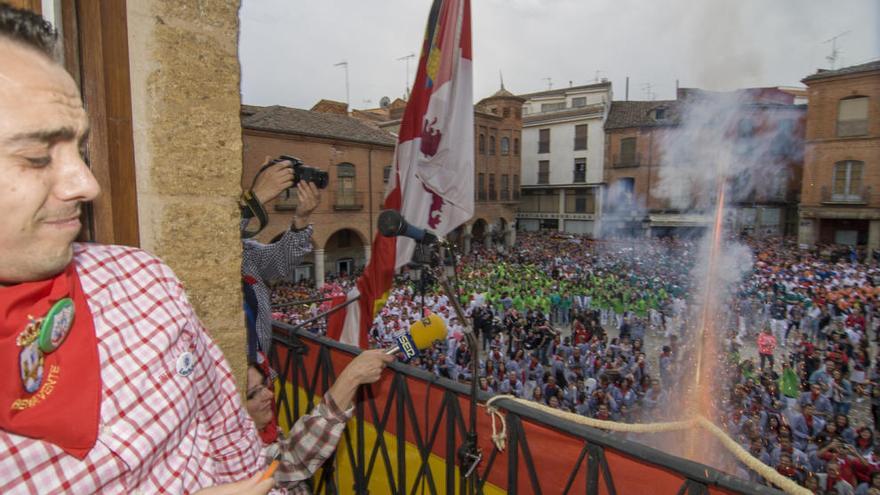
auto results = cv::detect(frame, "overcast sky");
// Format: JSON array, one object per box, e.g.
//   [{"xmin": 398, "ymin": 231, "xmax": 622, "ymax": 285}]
[{"xmin": 239, "ymin": 0, "xmax": 880, "ymax": 109}]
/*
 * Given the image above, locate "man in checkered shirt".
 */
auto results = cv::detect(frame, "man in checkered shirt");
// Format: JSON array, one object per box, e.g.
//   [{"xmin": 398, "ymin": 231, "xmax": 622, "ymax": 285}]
[
  {"xmin": 0, "ymin": 5, "xmax": 393, "ymax": 494},
  {"xmin": 240, "ymin": 161, "xmax": 319, "ymax": 363}
]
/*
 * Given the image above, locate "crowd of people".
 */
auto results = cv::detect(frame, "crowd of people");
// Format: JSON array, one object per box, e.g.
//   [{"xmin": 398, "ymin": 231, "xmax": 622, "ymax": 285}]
[{"xmin": 271, "ymin": 232, "xmax": 880, "ymax": 493}]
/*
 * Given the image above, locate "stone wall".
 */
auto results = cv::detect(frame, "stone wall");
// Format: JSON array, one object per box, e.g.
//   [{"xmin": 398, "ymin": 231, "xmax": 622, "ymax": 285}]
[{"xmin": 127, "ymin": 1, "xmax": 248, "ymax": 385}]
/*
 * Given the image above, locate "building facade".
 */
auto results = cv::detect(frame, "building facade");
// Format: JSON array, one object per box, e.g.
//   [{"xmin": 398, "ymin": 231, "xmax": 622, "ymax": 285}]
[
  {"xmin": 463, "ymin": 88, "xmax": 524, "ymax": 251},
  {"xmin": 517, "ymin": 82, "xmax": 611, "ymax": 236},
  {"xmin": 798, "ymin": 61, "xmax": 880, "ymax": 250},
  {"xmin": 603, "ymin": 88, "xmax": 805, "ymax": 237},
  {"xmin": 241, "ymin": 104, "xmax": 396, "ymax": 286}
]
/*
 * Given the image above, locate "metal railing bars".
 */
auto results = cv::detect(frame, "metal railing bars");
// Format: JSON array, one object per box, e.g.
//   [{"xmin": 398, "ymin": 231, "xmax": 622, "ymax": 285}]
[{"xmin": 269, "ymin": 322, "xmax": 781, "ymax": 495}]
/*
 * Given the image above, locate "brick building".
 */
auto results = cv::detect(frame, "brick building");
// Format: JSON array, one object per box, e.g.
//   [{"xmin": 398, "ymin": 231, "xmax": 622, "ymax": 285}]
[
  {"xmin": 518, "ymin": 82, "xmax": 611, "ymax": 236},
  {"xmin": 798, "ymin": 61, "xmax": 880, "ymax": 250},
  {"xmin": 603, "ymin": 88, "xmax": 805, "ymax": 237},
  {"xmin": 241, "ymin": 104, "xmax": 395, "ymax": 286},
  {"xmin": 465, "ymin": 88, "xmax": 524, "ymax": 250}
]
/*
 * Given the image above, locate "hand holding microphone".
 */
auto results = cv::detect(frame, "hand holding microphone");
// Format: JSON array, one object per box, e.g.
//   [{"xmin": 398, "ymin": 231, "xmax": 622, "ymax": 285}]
[{"xmin": 385, "ymin": 313, "xmax": 448, "ymax": 360}]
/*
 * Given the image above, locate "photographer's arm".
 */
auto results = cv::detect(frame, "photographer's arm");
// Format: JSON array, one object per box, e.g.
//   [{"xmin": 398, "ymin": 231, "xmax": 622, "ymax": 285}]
[
  {"xmin": 292, "ymin": 181, "xmax": 319, "ymax": 230},
  {"xmin": 252, "ymin": 159, "xmax": 295, "ymax": 205}
]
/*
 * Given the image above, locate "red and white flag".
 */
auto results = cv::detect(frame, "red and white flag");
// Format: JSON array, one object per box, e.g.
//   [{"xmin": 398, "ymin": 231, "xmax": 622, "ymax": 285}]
[{"xmin": 327, "ymin": 0, "xmax": 473, "ymax": 347}]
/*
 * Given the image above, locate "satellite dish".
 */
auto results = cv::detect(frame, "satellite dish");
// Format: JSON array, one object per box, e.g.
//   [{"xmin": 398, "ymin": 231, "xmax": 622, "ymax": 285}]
[{"xmin": 379, "ymin": 96, "xmax": 391, "ymax": 108}]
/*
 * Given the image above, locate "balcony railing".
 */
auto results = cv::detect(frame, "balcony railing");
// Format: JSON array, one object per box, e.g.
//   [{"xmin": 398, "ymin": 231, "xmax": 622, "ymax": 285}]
[
  {"xmin": 477, "ymin": 190, "xmax": 487, "ymax": 201},
  {"xmin": 333, "ymin": 191, "xmax": 364, "ymax": 210},
  {"xmin": 500, "ymin": 190, "xmax": 510, "ymax": 201},
  {"xmin": 489, "ymin": 189, "xmax": 497, "ymax": 201},
  {"xmin": 268, "ymin": 322, "xmax": 774, "ymax": 495},
  {"xmin": 820, "ymin": 185, "xmax": 871, "ymax": 205},
  {"xmin": 612, "ymin": 153, "xmax": 641, "ymax": 168},
  {"xmin": 573, "ymin": 171, "xmax": 586, "ymax": 183}
]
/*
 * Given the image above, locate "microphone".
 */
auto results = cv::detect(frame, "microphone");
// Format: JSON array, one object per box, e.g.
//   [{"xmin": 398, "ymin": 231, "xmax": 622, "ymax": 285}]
[
  {"xmin": 378, "ymin": 210, "xmax": 438, "ymax": 244},
  {"xmin": 385, "ymin": 313, "xmax": 448, "ymax": 361}
]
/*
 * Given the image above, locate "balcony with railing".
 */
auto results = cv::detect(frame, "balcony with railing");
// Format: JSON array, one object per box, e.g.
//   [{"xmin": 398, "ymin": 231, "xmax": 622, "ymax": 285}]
[
  {"xmin": 332, "ymin": 191, "xmax": 364, "ymax": 210},
  {"xmin": 612, "ymin": 152, "xmax": 641, "ymax": 168},
  {"xmin": 821, "ymin": 185, "xmax": 871, "ymax": 205},
  {"xmin": 267, "ymin": 319, "xmax": 771, "ymax": 495}
]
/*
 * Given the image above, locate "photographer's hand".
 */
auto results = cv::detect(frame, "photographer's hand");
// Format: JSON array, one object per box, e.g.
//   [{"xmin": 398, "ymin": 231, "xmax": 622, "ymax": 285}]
[
  {"xmin": 292, "ymin": 181, "xmax": 320, "ymax": 230},
  {"xmin": 252, "ymin": 157, "xmax": 295, "ymax": 204}
]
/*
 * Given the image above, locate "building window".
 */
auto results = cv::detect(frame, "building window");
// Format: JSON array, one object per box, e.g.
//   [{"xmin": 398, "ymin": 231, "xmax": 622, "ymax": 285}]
[
  {"xmin": 832, "ymin": 160, "xmax": 864, "ymax": 201},
  {"xmin": 501, "ymin": 174, "xmax": 510, "ymax": 200},
  {"xmin": 477, "ymin": 173, "xmax": 486, "ymax": 201},
  {"xmin": 737, "ymin": 119, "xmax": 754, "ymax": 138},
  {"xmin": 538, "ymin": 160, "xmax": 550, "ymax": 184},
  {"xmin": 513, "ymin": 174, "xmax": 520, "ymax": 199},
  {"xmin": 619, "ymin": 137, "xmax": 636, "ymax": 166},
  {"xmin": 574, "ymin": 124, "xmax": 587, "ymax": 150},
  {"xmin": 538, "ymin": 129, "xmax": 550, "ymax": 154},
  {"xmin": 478, "ymin": 134, "xmax": 485, "ymax": 154},
  {"xmin": 565, "ymin": 189, "xmax": 595, "ymax": 214},
  {"xmin": 521, "ymin": 190, "xmax": 559, "ymax": 213},
  {"xmin": 337, "ymin": 163, "xmax": 355, "ymax": 192},
  {"xmin": 572, "ymin": 97, "xmax": 587, "ymax": 108},
  {"xmin": 837, "ymin": 96, "xmax": 869, "ymax": 137},
  {"xmin": 383, "ymin": 165, "xmax": 392, "ymax": 183},
  {"xmin": 489, "ymin": 174, "xmax": 497, "ymax": 200},
  {"xmin": 541, "ymin": 102, "xmax": 565, "ymax": 112},
  {"xmin": 514, "ymin": 138, "xmax": 520, "ymax": 155},
  {"xmin": 489, "ymin": 135, "xmax": 496, "ymax": 155},
  {"xmin": 614, "ymin": 178, "xmax": 635, "ymax": 206},
  {"xmin": 503, "ymin": 107, "xmax": 510, "ymax": 118},
  {"xmin": 573, "ymin": 158, "xmax": 586, "ymax": 183},
  {"xmin": 500, "ymin": 137, "xmax": 510, "ymax": 155},
  {"xmin": 653, "ymin": 108, "xmax": 666, "ymax": 121}
]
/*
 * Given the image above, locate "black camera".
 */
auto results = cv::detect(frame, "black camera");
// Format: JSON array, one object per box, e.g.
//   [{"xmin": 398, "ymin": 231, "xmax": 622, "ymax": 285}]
[{"xmin": 265, "ymin": 155, "xmax": 329, "ymax": 189}]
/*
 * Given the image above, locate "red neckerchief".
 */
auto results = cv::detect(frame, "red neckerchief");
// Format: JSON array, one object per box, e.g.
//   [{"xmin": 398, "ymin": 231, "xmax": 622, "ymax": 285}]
[
  {"xmin": 258, "ymin": 420, "xmax": 279, "ymax": 445},
  {"xmin": 0, "ymin": 263, "xmax": 101, "ymax": 459},
  {"xmin": 254, "ymin": 351, "xmax": 278, "ymax": 444}
]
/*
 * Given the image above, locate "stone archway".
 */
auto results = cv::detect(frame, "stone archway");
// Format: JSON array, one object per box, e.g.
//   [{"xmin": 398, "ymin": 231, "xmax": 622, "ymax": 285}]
[
  {"xmin": 317, "ymin": 228, "xmax": 368, "ymax": 286},
  {"xmin": 471, "ymin": 218, "xmax": 489, "ymax": 249}
]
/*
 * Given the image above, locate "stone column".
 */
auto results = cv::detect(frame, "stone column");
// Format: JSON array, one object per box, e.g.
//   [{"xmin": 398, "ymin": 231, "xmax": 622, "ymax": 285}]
[
  {"xmin": 507, "ymin": 225, "xmax": 516, "ymax": 248},
  {"xmin": 314, "ymin": 249, "xmax": 326, "ymax": 288},
  {"xmin": 127, "ymin": 1, "xmax": 247, "ymax": 385},
  {"xmin": 558, "ymin": 189, "xmax": 566, "ymax": 232},
  {"xmin": 363, "ymin": 245, "xmax": 371, "ymax": 265},
  {"xmin": 868, "ymin": 220, "xmax": 880, "ymax": 253}
]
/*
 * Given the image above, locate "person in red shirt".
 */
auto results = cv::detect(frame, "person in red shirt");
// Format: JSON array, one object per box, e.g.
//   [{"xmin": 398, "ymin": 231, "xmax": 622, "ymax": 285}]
[{"xmin": 758, "ymin": 325, "xmax": 778, "ymax": 370}]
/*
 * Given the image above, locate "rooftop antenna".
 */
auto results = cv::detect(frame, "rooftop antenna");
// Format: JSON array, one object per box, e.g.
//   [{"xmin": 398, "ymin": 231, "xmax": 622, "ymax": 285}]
[
  {"xmin": 543, "ymin": 77, "xmax": 552, "ymax": 90},
  {"xmin": 823, "ymin": 30, "xmax": 851, "ymax": 70},
  {"xmin": 333, "ymin": 61, "xmax": 349, "ymax": 110},
  {"xmin": 641, "ymin": 82, "xmax": 656, "ymax": 101},
  {"xmin": 396, "ymin": 53, "xmax": 416, "ymax": 98}
]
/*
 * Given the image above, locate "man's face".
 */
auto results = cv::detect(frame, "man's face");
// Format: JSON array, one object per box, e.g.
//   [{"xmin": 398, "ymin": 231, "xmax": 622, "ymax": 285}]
[{"xmin": 0, "ymin": 41, "xmax": 99, "ymax": 285}]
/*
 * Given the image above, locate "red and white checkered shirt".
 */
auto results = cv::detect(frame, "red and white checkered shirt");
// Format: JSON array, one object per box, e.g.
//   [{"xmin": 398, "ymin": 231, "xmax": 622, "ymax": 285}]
[{"xmin": 0, "ymin": 243, "xmax": 263, "ymax": 494}]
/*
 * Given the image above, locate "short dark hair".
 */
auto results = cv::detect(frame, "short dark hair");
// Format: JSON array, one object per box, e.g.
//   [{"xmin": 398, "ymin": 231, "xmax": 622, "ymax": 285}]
[{"xmin": 0, "ymin": 3, "xmax": 58, "ymax": 57}]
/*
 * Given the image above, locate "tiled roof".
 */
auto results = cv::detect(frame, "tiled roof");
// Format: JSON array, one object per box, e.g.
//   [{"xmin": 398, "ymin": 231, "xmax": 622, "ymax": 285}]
[
  {"xmin": 604, "ymin": 100, "xmax": 681, "ymax": 130},
  {"xmin": 802, "ymin": 60, "xmax": 880, "ymax": 83},
  {"xmin": 242, "ymin": 105, "xmax": 396, "ymax": 147}
]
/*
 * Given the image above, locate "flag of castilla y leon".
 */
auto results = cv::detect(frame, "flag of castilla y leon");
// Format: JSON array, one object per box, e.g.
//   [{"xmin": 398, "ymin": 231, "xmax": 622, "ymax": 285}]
[{"xmin": 327, "ymin": 0, "xmax": 474, "ymax": 347}]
